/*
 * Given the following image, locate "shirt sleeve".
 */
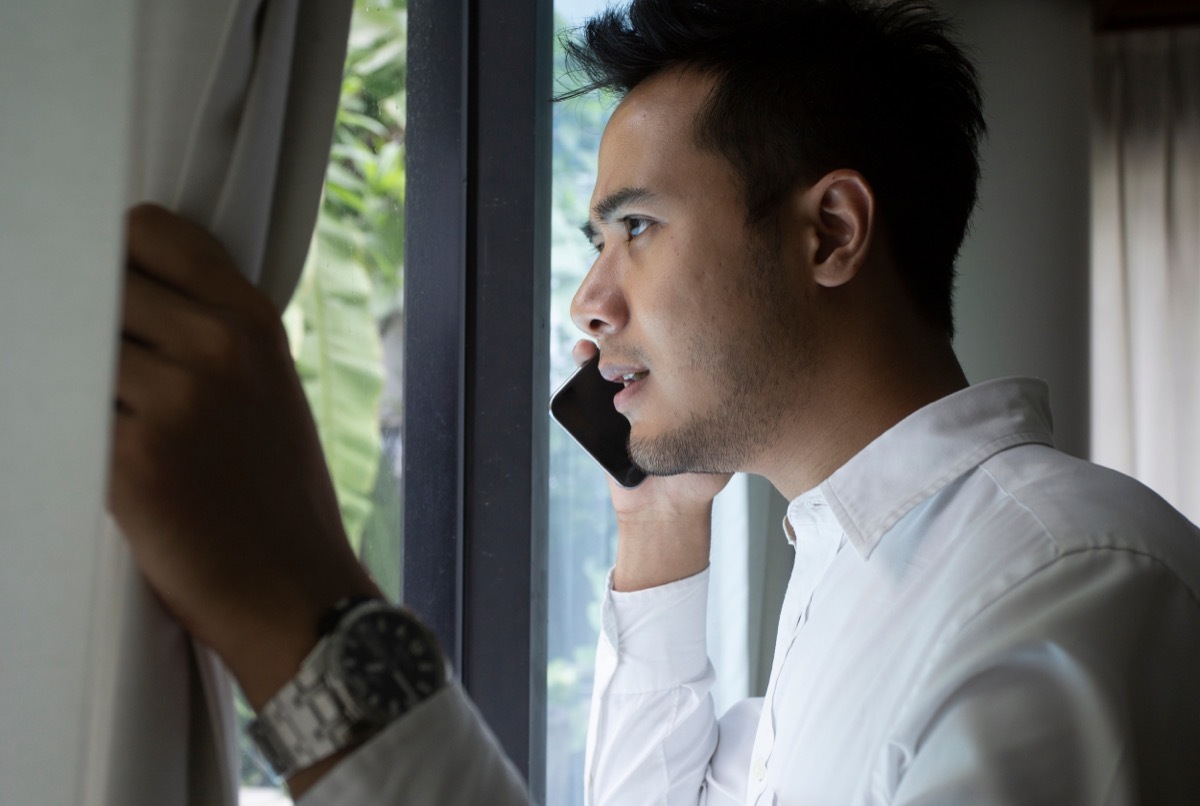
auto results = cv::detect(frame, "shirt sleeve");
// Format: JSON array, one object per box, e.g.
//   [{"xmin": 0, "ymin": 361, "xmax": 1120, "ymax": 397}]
[
  {"xmin": 584, "ymin": 566, "xmax": 721, "ymax": 806},
  {"xmin": 298, "ymin": 682, "xmax": 531, "ymax": 806}
]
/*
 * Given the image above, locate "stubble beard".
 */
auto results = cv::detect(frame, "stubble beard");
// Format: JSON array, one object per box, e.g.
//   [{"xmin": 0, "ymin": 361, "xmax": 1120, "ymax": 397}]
[{"xmin": 628, "ymin": 236, "xmax": 813, "ymax": 477}]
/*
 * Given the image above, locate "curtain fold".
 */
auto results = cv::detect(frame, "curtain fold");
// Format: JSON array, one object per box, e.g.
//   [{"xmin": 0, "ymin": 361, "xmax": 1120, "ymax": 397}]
[
  {"xmin": 82, "ymin": 2, "xmax": 353, "ymax": 803},
  {"xmin": 1092, "ymin": 27, "xmax": 1200, "ymax": 525}
]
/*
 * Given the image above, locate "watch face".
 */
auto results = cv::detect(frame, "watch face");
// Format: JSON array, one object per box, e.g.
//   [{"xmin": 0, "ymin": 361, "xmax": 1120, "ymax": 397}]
[{"xmin": 331, "ymin": 606, "xmax": 445, "ymax": 727}]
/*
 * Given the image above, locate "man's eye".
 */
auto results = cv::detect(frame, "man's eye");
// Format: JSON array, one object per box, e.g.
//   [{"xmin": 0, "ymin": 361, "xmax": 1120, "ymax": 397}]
[{"xmin": 624, "ymin": 217, "xmax": 650, "ymax": 239}]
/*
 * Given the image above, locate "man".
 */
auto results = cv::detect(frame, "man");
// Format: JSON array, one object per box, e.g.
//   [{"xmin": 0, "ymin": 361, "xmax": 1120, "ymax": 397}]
[
  {"xmin": 111, "ymin": 0, "xmax": 1200, "ymax": 803},
  {"xmin": 561, "ymin": 3, "xmax": 1200, "ymax": 804}
]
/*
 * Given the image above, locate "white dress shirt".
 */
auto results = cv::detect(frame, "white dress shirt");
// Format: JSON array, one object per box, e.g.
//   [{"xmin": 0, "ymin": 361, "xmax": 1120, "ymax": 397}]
[
  {"xmin": 303, "ymin": 377, "xmax": 1200, "ymax": 804},
  {"xmin": 586, "ymin": 377, "xmax": 1200, "ymax": 805}
]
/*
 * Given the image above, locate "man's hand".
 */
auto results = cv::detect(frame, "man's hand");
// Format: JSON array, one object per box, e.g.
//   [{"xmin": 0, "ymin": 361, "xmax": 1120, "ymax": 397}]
[
  {"xmin": 109, "ymin": 204, "xmax": 379, "ymax": 711},
  {"xmin": 571, "ymin": 340, "xmax": 730, "ymax": 592}
]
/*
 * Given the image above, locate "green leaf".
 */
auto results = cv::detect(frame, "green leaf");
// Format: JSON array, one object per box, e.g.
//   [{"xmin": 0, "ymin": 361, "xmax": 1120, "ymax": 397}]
[
  {"xmin": 290, "ymin": 232, "xmax": 385, "ymax": 552},
  {"xmin": 338, "ymin": 110, "xmax": 390, "ymax": 139}
]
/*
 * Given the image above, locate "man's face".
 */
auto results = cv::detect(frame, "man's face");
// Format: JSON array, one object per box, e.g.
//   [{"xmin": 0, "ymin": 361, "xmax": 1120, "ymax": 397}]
[{"xmin": 571, "ymin": 68, "xmax": 818, "ymax": 476}]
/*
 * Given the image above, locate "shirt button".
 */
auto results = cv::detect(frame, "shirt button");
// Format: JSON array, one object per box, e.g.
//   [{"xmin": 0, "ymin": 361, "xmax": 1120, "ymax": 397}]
[{"xmin": 752, "ymin": 757, "xmax": 767, "ymax": 782}]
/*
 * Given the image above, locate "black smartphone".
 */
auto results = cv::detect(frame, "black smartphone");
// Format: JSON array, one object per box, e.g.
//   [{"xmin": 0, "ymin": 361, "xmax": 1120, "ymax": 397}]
[{"xmin": 549, "ymin": 355, "xmax": 648, "ymax": 489}]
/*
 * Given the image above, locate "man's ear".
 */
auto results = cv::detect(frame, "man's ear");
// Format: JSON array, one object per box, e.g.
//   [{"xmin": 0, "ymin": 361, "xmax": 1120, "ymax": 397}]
[{"xmin": 795, "ymin": 170, "xmax": 874, "ymax": 288}]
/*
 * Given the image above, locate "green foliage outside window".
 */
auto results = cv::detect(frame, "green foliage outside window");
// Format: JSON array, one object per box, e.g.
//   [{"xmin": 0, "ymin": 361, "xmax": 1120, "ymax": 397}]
[{"xmin": 283, "ymin": 0, "xmax": 408, "ymax": 561}]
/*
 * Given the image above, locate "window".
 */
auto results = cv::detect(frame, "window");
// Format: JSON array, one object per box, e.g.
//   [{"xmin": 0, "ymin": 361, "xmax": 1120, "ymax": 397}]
[
  {"xmin": 401, "ymin": 0, "xmax": 550, "ymax": 797},
  {"xmin": 545, "ymin": 2, "xmax": 617, "ymax": 801}
]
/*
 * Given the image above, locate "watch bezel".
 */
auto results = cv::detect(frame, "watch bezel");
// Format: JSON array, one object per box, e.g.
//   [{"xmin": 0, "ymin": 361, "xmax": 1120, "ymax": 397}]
[{"xmin": 325, "ymin": 601, "xmax": 447, "ymax": 729}]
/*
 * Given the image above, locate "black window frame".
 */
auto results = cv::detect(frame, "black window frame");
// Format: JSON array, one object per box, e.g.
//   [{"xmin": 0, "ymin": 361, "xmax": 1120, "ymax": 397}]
[{"xmin": 403, "ymin": 0, "xmax": 551, "ymax": 799}]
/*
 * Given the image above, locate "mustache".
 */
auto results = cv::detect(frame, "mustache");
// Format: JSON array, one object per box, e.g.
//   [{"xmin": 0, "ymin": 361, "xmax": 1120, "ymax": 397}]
[{"xmin": 598, "ymin": 344, "xmax": 653, "ymax": 367}]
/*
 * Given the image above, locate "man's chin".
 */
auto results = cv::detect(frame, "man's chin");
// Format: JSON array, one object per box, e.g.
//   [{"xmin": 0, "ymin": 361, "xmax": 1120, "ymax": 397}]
[{"xmin": 629, "ymin": 430, "xmax": 737, "ymax": 477}]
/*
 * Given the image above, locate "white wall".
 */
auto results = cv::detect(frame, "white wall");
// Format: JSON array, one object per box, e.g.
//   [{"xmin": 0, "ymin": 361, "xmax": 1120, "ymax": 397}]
[
  {"xmin": 0, "ymin": 4, "xmax": 133, "ymax": 804},
  {"xmin": 943, "ymin": 0, "xmax": 1094, "ymax": 458}
]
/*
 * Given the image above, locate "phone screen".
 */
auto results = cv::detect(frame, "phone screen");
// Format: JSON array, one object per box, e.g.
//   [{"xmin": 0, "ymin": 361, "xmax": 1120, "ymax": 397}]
[{"xmin": 549, "ymin": 355, "xmax": 647, "ymax": 489}]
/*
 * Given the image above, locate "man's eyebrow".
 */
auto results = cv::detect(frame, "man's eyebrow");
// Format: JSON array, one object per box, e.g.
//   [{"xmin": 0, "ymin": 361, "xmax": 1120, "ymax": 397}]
[{"xmin": 591, "ymin": 187, "xmax": 657, "ymax": 224}]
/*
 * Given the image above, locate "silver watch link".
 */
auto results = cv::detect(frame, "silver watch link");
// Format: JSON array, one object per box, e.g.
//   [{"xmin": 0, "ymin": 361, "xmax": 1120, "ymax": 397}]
[{"xmin": 248, "ymin": 597, "xmax": 446, "ymax": 779}]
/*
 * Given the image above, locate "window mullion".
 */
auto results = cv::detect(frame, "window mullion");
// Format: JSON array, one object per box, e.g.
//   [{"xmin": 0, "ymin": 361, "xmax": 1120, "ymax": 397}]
[{"xmin": 404, "ymin": 0, "xmax": 550, "ymax": 797}]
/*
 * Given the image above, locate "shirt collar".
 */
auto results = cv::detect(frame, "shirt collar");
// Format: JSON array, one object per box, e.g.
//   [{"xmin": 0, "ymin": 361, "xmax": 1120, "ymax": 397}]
[{"xmin": 787, "ymin": 377, "xmax": 1056, "ymax": 560}]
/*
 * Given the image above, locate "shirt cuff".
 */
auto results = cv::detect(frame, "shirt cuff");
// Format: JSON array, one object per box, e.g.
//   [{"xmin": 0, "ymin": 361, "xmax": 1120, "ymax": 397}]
[
  {"xmin": 298, "ymin": 681, "xmax": 530, "ymax": 806},
  {"xmin": 599, "ymin": 566, "xmax": 710, "ymax": 694}
]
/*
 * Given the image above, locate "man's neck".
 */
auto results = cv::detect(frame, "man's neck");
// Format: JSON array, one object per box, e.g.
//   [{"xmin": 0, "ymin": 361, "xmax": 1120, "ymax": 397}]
[{"xmin": 757, "ymin": 329, "xmax": 968, "ymax": 502}]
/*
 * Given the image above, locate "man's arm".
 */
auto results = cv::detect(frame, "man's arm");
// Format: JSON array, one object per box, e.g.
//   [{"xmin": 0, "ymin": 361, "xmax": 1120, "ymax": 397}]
[
  {"xmin": 110, "ymin": 205, "xmax": 522, "ymax": 800},
  {"xmin": 568, "ymin": 339, "xmax": 729, "ymax": 596},
  {"xmin": 569, "ymin": 341, "xmax": 735, "ymax": 805}
]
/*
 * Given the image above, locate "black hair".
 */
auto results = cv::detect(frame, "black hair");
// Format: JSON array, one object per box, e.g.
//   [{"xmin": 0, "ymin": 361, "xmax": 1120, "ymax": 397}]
[{"xmin": 559, "ymin": 0, "xmax": 986, "ymax": 337}]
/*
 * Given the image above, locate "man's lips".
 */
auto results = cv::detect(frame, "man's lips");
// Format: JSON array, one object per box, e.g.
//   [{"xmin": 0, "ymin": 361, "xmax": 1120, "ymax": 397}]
[
  {"xmin": 601, "ymin": 363, "xmax": 649, "ymax": 413},
  {"xmin": 599, "ymin": 364, "xmax": 650, "ymax": 387}
]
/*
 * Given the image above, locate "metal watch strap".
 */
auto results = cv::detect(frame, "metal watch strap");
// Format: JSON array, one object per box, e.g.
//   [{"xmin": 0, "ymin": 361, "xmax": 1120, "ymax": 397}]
[{"xmin": 247, "ymin": 636, "xmax": 357, "ymax": 779}]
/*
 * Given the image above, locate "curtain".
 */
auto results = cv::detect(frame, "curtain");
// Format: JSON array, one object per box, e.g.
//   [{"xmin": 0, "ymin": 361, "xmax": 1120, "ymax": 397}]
[
  {"xmin": 92, "ymin": 2, "xmax": 353, "ymax": 802},
  {"xmin": 0, "ymin": 1, "xmax": 351, "ymax": 803},
  {"xmin": 1092, "ymin": 27, "xmax": 1200, "ymax": 525},
  {"xmin": 0, "ymin": 4, "xmax": 137, "ymax": 805}
]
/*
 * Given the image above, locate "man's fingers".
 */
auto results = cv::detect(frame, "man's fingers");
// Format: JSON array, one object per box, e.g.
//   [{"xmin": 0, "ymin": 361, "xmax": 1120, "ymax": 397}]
[
  {"xmin": 125, "ymin": 203, "xmax": 246, "ymax": 305},
  {"xmin": 114, "ymin": 338, "xmax": 187, "ymax": 418},
  {"xmin": 122, "ymin": 267, "xmax": 212, "ymax": 357},
  {"xmin": 123, "ymin": 204, "xmax": 284, "ymax": 364},
  {"xmin": 572, "ymin": 339, "xmax": 598, "ymax": 368}
]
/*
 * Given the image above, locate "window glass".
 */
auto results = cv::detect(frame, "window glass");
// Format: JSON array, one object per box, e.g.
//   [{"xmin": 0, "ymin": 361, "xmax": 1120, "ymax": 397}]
[
  {"xmin": 238, "ymin": 0, "xmax": 408, "ymax": 799},
  {"xmin": 547, "ymin": 1, "xmax": 617, "ymax": 803}
]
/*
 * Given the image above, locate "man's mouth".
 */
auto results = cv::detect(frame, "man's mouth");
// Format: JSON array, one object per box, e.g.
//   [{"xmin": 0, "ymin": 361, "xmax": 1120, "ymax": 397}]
[
  {"xmin": 601, "ymin": 363, "xmax": 649, "ymax": 412},
  {"xmin": 600, "ymin": 362, "xmax": 649, "ymax": 386}
]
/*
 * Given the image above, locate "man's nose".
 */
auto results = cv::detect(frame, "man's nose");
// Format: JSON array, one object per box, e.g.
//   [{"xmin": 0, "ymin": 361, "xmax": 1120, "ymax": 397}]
[{"xmin": 569, "ymin": 261, "xmax": 628, "ymax": 339}]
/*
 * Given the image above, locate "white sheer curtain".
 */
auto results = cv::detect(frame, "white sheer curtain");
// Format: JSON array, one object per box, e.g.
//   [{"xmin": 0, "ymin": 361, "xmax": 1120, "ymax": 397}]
[
  {"xmin": 1092, "ymin": 27, "xmax": 1200, "ymax": 524},
  {"xmin": 0, "ymin": 1, "xmax": 350, "ymax": 803}
]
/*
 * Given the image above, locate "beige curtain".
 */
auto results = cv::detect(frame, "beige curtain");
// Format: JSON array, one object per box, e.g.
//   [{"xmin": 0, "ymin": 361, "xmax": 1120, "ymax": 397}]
[
  {"xmin": 0, "ymin": 1, "xmax": 348, "ymax": 803},
  {"xmin": 1092, "ymin": 27, "xmax": 1200, "ymax": 524}
]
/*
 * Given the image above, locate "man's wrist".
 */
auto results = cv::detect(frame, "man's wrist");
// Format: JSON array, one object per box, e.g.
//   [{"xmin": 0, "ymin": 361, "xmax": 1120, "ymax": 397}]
[
  {"xmin": 245, "ymin": 593, "xmax": 446, "ymax": 795},
  {"xmin": 219, "ymin": 575, "xmax": 383, "ymax": 711},
  {"xmin": 247, "ymin": 593, "xmax": 374, "ymax": 799},
  {"xmin": 613, "ymin": 508, "xmax": 712, "ymax": 592},
  {"xmin": 604, "ymin": 564, "xmax": 711, "ymax": 691}
]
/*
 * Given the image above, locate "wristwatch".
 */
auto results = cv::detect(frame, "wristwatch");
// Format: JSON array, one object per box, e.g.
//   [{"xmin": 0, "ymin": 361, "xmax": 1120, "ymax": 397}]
[{"xmin": 248, "ymin": 596, "xmax": 447, "ymax": 779}]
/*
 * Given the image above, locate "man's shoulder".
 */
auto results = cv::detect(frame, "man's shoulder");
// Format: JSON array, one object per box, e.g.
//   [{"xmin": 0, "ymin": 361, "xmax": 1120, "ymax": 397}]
[{"xmin": 970, "ymin": 442, "xmax": 1200, "ymax": 592}]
